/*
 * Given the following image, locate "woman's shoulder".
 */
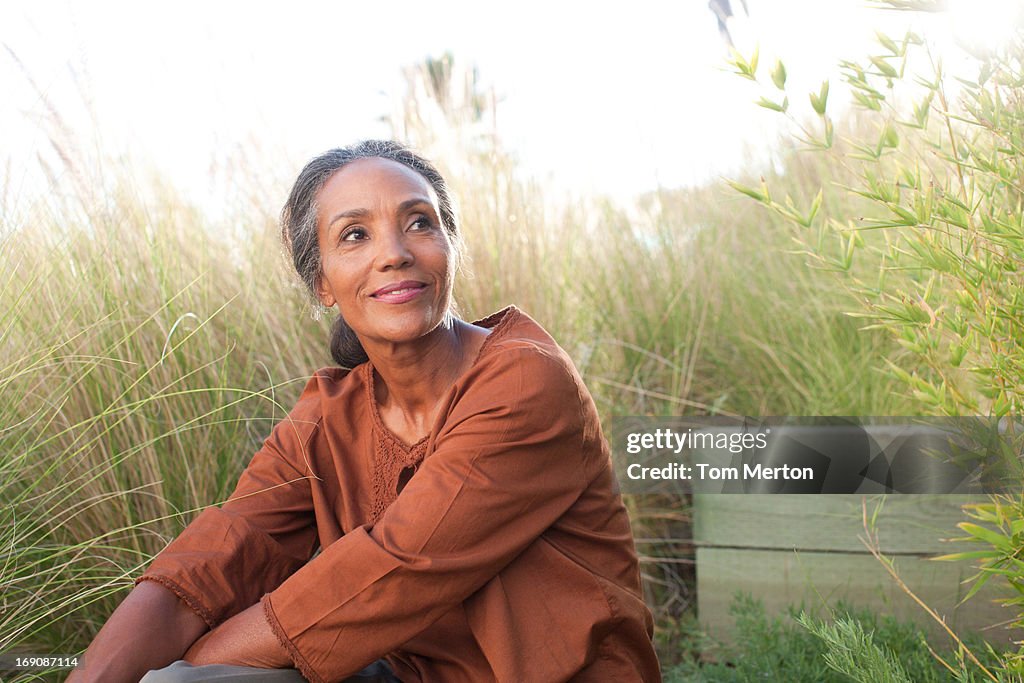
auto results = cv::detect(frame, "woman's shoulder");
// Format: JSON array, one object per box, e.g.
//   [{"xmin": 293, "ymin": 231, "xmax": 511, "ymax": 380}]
[
  {"xmin": 472, "ymin": 306, "xmax": 579, "ymax": 378},
  {"xmin": 449, "ymin": 307, "xmax": 601, "ymax": 465},
  {"xmin": 274, "ymin": 365, "xmax": 370, "ymax": 443},
  {"xmin": 300, "ymin": 364, "xmax": 370, "ymax": 408},
  {"xmin": 464, "ymin": 306, "xmax": 591, "ymax": 415}
]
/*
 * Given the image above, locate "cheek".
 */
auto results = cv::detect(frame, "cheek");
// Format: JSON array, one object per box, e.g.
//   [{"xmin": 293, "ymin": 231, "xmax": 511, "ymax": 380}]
[
  {"xmin": 436, "ymin": 248, "xmax": 457, "ymax": 289},
  {"xmin": 435, "ymin": 233, "xmax": 458, "ymax": 274},
  {"xmin": 321, "ymin": 263, "xmax": 358, "ymax": 302}
]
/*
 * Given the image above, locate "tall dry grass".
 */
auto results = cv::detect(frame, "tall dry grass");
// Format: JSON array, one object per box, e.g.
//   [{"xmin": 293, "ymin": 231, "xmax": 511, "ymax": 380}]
[{"xmin": 1, "ymin": 165, "xmax": 332, "ymax": 667}]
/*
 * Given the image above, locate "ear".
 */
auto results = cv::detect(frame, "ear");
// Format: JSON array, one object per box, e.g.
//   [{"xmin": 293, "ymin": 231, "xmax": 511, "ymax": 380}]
[{"xmin": 315, "ymin": 274, "xmax": 336, "ymax": 308}]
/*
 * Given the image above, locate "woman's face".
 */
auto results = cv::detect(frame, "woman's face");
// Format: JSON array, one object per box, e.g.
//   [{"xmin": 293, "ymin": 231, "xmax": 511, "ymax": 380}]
[{"xmin": 314, "ymin": 157, "xmax": 455, "ymax": 351}]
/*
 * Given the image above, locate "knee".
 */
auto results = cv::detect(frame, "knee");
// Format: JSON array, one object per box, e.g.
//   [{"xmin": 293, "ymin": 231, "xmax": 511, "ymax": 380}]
[{"xmin": 139, "ymin": 660, "xmax": 195, "ymax": 683}]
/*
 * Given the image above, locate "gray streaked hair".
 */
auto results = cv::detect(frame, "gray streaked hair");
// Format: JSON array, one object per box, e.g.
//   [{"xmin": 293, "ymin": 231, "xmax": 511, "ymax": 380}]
[{"xmin": 281, "ymin": 140, "xmax": 462, "ymax": 367}]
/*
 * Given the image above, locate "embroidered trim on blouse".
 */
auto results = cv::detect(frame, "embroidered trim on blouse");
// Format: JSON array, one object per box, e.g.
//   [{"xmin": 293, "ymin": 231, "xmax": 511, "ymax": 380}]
[
  {"xmin": 263, "ymin": 594, "xmax": 325, "ymax": 683},
  {"xmin": 134, "ymin": 574, "xmax": 218, "ymax": 629},
  {"xmin": 362, "ymin": 306, "xmax": 522, "ymax": 525}
]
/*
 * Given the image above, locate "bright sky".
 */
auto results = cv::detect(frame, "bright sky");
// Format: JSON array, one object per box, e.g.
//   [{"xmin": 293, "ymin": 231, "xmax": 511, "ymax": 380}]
[{"xmin": 0, "ymin": 1, "xmax": 1016, "ymax": 214}]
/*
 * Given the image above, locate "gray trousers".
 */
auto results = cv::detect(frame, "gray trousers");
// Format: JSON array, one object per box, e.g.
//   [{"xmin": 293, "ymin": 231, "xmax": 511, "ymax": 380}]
[{"xmin": 140, "ymin": 659, "xmax": 400, "ymax": 682}]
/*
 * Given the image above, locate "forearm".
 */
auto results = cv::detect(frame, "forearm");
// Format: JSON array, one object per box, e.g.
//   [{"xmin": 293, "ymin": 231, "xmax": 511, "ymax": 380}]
[
  {"xmin": 68, "ymin": 580, "xmax": 208, "ymax": 683},
  {"xmin": 184, "ymin": 601, "xmax": 291, "ymax": 668}
]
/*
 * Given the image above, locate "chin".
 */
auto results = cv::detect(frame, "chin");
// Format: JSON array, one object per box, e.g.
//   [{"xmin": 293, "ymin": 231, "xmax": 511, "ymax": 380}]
[{"xmin": 377, "ymin": 318, "xmax": 441, "ymax": 344}]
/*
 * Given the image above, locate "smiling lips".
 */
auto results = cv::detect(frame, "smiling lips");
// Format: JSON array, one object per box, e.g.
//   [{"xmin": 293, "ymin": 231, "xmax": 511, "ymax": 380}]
[{"xmin": 371, "ymin": 280, "xmax": 428, "ymax": 304}]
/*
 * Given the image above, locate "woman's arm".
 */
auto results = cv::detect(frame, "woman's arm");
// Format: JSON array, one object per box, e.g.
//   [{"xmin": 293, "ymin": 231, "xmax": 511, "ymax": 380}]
[
  {"xmin": 136, "ymin": 417, "xmax": 321, "ymax": 628},
  {"xmin": 72, "ymin": 379, "xmax": 325, "ymax": 677},
  {"xmin": 67, "ymin": 580, "xmax": 208, "ymax": 683},
  {"xmin": 262, "ymin": 345, "xmax": 600, "ymax": 682},
  {"xmin": 182, "ymin": 602, "xmax": 290, "ymax": 668}
]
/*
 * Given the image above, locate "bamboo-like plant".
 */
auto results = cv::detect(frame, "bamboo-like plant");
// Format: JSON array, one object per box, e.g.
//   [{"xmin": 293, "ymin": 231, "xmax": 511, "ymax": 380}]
[{"xmin": 728, "ymin": 0, "xmax": 1024, "ymax": 677}]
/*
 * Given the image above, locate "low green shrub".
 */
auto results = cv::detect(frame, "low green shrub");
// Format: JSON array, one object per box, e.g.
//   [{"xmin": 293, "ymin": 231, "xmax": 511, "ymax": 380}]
[{"xmin": 664, "ymin": 594, "xmax": 1004, "ymax": 683}]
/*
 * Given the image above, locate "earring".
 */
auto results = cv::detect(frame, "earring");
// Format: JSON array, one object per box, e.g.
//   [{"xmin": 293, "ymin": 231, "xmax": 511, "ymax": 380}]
[{"xmin": 311, "ymin": 303, "xmax": 332, "ymax": 321}]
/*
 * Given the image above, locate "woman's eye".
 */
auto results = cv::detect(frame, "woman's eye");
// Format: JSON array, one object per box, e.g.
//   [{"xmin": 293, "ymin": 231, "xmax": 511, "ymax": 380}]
[
  {"xmin": 410, "ymin": 217, "xmax": 434, "ymax": 231},
  {"xmin": 341, "ymin": 227, "xmax": 366, "ymax": 242}
]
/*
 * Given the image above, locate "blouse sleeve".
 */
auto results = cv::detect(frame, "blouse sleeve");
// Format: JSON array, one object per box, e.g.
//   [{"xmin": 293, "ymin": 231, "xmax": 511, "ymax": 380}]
[
  {"xmin": 135, "ymin": 382, "xmax": 322, "ymax": 628},
  {"xmin": 263, "ymin": 345, "xmax": 601, "ymax": 683}
]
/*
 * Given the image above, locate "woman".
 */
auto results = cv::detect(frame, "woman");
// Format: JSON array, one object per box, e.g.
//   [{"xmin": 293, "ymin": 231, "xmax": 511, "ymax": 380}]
[{"xmin": 69, "ymin": 140, "xmax": 661, "ymax": 683}]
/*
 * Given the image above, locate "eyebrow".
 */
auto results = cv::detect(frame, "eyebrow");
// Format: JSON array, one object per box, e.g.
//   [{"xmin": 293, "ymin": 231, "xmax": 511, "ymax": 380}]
[{"xmin": 327, "ymin": 197, "xmax": 434, "ymax": 229}]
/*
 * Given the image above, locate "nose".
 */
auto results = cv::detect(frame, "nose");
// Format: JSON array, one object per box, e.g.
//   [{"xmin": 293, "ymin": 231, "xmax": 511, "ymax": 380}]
[{"xmin": 374, "ymin": 226, "xmax": 414, "ymax": 271}]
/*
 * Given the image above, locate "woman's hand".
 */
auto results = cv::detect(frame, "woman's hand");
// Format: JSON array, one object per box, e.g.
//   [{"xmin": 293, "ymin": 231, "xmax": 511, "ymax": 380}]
[{"xmin": 184, "ymin": 601, "xmax": 292, "ymax": 668}]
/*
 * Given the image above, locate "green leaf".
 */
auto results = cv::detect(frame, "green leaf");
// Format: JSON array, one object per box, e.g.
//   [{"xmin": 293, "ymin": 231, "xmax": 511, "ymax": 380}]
[
  {"xmin": 810, "ymin": 81, "xmax": 829, "ymax": 116},
  {"xmin": 728, "ymin": 47, "xmax": 758, "ymax": 80},
  {"xmin": 853, "ymin": 91, "xmax": 883, "ymax": 111},
  {"xmin": 877, "ymin": 32, "xmax": 899, "ymax": 55},
  {"xmin": 883, "ymin": 125, "xmax": 899, "ymax": 149},
  {"xmin": 888, "ymin": 204, "xmax": 918, "ymax": 225},
  {"xmin": 771, "ymin": 60, "xmax": 787, "ymax": 90},
  {"xmin": 993, "ymin": 392, "xmax": 1010, "ymax": 418},
  {"xmin": 965, "ymin": 504, "xmax": 1000, "ymax": 524},
  {"xmin": 842, "ymin": 232, "xmax": 856, "ymax": 270},
  {"xmin": 805, "ymin": 189, "xmax": 823, "ymax": 227},
  {"xmin": 932, "ymin": 549, "xmax": 1002, "ymax": 562},
  {"xmin": 757, "ymin": 96, "xmax": 787, "ymax": 113},
  {"xmin": 870, "ymin": 55, "xmax": 898, "ymax": 79},
  {"xmin": 978, "ymin": 60, "xmax": 993, "ymax": 86},
  {"xmin": 961, "ymin": 571, "xmax": 995, "ymax": 603},
  {"xmin": 950, "ymin": 339, "xmax": 968, "ymax": 367},
  {"xmin": 726, "ymin": 179, "xmax": 767, "ymax": 203},
  {"xmin": 958, "ymin": 522, "xmax": 1012, "ymax": 551}
]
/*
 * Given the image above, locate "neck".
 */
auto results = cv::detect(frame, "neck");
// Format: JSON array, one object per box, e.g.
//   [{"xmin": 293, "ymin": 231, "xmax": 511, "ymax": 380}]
[{"xmin": 365, "ymin": 314, "xmax": 472, "ymax": 420}]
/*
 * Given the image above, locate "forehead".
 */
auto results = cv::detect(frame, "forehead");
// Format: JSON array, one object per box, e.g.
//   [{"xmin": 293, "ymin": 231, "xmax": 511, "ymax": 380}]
[{"xmin": 317, "ymin": 157, "xmax": 438, "ymax": 214}]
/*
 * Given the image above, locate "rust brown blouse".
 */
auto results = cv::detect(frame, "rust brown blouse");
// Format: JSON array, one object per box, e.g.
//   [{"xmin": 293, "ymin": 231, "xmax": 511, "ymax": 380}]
[{"xmin": 137, "ymin": 306, "xmax": 662, "ymax": 682}]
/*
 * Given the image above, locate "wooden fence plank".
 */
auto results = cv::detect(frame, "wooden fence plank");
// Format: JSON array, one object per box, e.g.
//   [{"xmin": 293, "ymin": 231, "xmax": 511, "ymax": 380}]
[
  {"xmin": 693, "ymin": 494, "xmax": 988, "ymax": 554},
  {"xmin": 697, "ymin": 547, "xmax": 1016, "ymax": 646}
]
